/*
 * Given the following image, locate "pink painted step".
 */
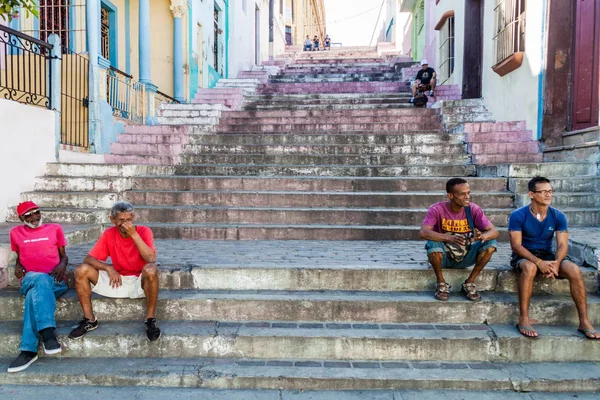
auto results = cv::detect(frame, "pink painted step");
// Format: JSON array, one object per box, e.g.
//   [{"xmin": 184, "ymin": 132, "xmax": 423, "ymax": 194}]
[
  {"xmin": 216, "ymin": 122, "xmax": 442, "ymax": 133},
  {"xmin": 117, "ymin": 134, "xmax": 188, "ymax": 145},
  {"xmin": 124, "ymin": 125, "xmax": 190, "ymax": 135},
  {"xmin": 464, "ymin": 121, "xmax": 526, "ymax": 133},
  {"xmin": 110, "ymin": 143, "xmax": 184, "ymax": 156},
  {"xmin": 466, "ymin": 130, "xmax": 533, "ymax": 143},
  {"xmin": 224, "ymin": 109, "xmax": 438, "ymax": 118},
  {"xmin": 470, "ymin": 141, "xmax": 539, "ymax": 155},
  {"xmin": 218, "ymin": 115, "xmax": 441, "ymax": 125},
  {"xmin": 473, "ymin": 153, "xmax": 543, "ymax": 165},
  {"xmin": 258, "ymin": 82, "xmax": 409, "ymax": 95},
  {"xmin": 104, "ymin": 154, "xmax": 179, "ymax": 165}
]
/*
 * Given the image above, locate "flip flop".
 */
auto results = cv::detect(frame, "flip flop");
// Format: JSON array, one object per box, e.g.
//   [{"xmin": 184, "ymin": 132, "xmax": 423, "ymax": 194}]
[
  {"xmin": 577, "ymin": 329, "xmax": 600, "ymax": 340},
  {"xmin": 516, "ymin": 324, "xmax": 540, "ymax": 340}
]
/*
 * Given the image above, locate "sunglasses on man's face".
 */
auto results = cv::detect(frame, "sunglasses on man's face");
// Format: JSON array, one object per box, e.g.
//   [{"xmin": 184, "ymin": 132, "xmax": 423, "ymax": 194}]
[{"xmin": 22, "ymin": 209, "xmax": 41, "ymax": 218}]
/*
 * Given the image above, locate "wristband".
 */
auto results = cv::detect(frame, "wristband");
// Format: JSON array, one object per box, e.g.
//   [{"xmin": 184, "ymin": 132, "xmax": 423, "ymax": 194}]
[{"xmin": 534, "ymin": 259, "xmax": 542, "ymax": 267}]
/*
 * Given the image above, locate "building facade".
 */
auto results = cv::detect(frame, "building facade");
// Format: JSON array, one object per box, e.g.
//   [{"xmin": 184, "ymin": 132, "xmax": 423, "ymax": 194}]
[{"xmin": 381, "ymin": 0, "xmax": 599, "ymax": 142}]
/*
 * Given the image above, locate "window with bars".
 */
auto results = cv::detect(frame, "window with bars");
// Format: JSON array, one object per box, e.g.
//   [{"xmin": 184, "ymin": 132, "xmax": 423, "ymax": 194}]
[
  {"xmin": 101, "ymin": 7, "xmax": 110, "ymax": 61},
  {"xmin": 415, "ymin": 0, "xmax": 425, "ymax": 35},
  {"xmin": 214, "ymin": 8, "xmax": 220, "ymax": 73},
  {"xmin": 438, "ymin": 16, "xmax": 455, "ymax": 84},
  {"xmin": 39, "ymin": 0, "xmax": 70, "ymax": 47},
  {"xmin": 493, "ymin": 0, "xmax": 526, "ymax": 66}
]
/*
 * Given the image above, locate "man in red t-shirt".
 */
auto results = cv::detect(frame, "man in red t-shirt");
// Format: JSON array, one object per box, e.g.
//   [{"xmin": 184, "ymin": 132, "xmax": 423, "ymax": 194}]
[
  {"xmin": 7, "ymin": 201, "xmax": 69, "ymax": 373},
  {"xmin": 68, "ymin": 201, "xmax": 161, "ymax": 341}
]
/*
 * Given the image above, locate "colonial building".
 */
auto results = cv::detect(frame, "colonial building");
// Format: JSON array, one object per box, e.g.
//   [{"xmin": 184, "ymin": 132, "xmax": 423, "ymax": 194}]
[{"xmin": 380, "ymin": 0, "xmax": 600, "ymax": 142}]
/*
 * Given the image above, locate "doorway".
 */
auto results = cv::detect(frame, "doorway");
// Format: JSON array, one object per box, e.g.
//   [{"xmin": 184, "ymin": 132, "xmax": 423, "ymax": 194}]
[
  {"xmin": 462, "ymin": 0, "xmax": 483, "ymax": 99},
  {"xmin": 255, "ymin": 6, "xmax": 261, "ymax": 65}
]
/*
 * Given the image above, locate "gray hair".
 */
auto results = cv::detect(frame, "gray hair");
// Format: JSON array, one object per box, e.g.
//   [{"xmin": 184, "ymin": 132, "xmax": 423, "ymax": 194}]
[{"xmin": 110, "ymin": 201, "xmax": 134, "ymax": 217}]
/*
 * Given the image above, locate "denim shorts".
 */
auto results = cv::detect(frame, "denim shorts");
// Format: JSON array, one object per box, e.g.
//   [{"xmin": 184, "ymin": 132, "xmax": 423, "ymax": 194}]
[{"xmin": 425, "ymin": 239, "xmax": 498, "ymax": 269}]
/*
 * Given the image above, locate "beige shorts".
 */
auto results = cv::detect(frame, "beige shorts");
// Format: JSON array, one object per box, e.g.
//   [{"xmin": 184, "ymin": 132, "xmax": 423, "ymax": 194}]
[{"xmin": 91, "ymin": 270, "xmax": 145, "ymax": 299}]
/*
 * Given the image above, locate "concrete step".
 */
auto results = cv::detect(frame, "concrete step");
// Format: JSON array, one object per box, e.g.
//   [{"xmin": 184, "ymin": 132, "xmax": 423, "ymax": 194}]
[
  {"xmin": 435, "ymin": 99, "xmax": 487, "ymax": 108},
  {"xmin": 156, "ymin": 116, "xmax": 220, "ymax": 126},
  {"xmin": 224, "ymin": 108, "xmax": 438, "ymax": 118},
  {"xmin": 20, "ymin": 191, "xmax": 119, "ymax": 208},
  {"xmin": 137, "ymin": 223, "xmax": 503, "ymax": 240},
  {"xmin": 543, "ymin": 142, "xmax": 599, "ymax": 163},
  {"xmin": 36, "ymin": 176, "xmax": 508, "ymax": 193},
  {"xmin": 116, "ymin": 133, "xmax": 189, "ymax": 144},
  {"xmin": 188, "ymin": 132, "xmax": 461, "ymax": 146},
  {"xmin": 562, "ymin": 126, "xmax": 600, "ymax": 146},
  {"xmin": 257, "ymin": 82, "xmax": 408, "ymax": 95},
  {"xmin": 477, "ymin": 162, "xmax": 597, "ymax": 178},
  {"xmin": 1, "ymin": 358, "xmax": 599, "ymax": 393},
  {"xmin": 0, "ymin": 320, "xmax": 599, "ymax": 364},
  {"xmin": 472, "ymin": 153, "xmax": 545, "ymax": 166},
  {"xmin": 123, "ymin": 125, "xmax": 190, "ymax": 135},
  {"xmin": 515, "ymin": 192, "xmax": 600, "ymax": 208},
  {"xmin": 244, "ymin": 93, "xmax": 412, "ymax": 101},
  {"xmin": 123, "ymin": 191, "xmax": 512, "ymax": 209},
  {"xmin": 110, "ymin": 143, "xmax": 184, "ymax": 156},
  {"xmin": 183, "ymin": 143, "xmax": 467, "ymax": 156},
  {"xmin": 172, "ymin": 164, "xmax": 477, "ymax": 177},
  {"xmin": 242, "ymin": 103, "xmax": 416, "ymax": 111},
  {"xmin": 215, "ymin": 122, "xmax": 442, "ymax": 133},
  {"xmin": 466, "ymin": 130, "xmax": 533, "ymax": 143},
  {"xmin": 443, "ymin": 113, "xmax": 494, "ymax": 125},
  {"xmin": 6, "ymin": 240, "xmax": 593, "ymax": 296},
  {"xmin": 178, "ymin": 153, "xmax": 471, "ymax": 166},
  {"xmin": 103, "ymin": 154, "xmax": 180, "ymax": 165},
  {"xmin": 269, "ymin": 76, "xmax": 403, "ymax": 84},
  {"xmin": 218, "ymin": 116, "xmax": 440, "ymax": 126},
  {"xmin": 509, "ymin": 176, "xmax": 600, "ymax": 193},
  {"xmin": 44, "ymin": 163, "xmax": 175, "ymax": 177}
]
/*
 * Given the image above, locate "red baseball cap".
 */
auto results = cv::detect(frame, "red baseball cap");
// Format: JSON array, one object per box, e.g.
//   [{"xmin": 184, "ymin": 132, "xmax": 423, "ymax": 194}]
[{"xmin": 17, "ymin": 201, "xmax": 39, "ymax": 217}]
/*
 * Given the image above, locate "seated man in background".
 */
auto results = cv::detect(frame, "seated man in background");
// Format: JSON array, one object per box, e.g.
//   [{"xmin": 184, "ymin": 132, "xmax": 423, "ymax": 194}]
[
  {"xmin": 509, "ymin": 176, "xmax": 599, "ymax": 339},
  {"xmin": 303, "ymin": 35, "xmax": 313, "ymax": 51},
  {"xmin": 8, "ymin": 202, "xmax": 68, "ymax": 373},
  {"xmin": 68, "ymin": 201, "xmax": 161, "ymax": 342},
  {"xmin": 313, "ymin": 35, "xmax": 320, "ymax": 51},
  {"xmin": 410, "ymin": 59, "xmax": 436, "ymax": 103},
  {"xmin": 419, "ymin": 178, "xmax": 498, "ymax": 302}
]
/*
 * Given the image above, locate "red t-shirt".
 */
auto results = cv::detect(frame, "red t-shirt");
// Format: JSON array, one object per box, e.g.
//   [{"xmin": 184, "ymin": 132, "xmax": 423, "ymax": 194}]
[
  {"xmin": 88, "ymin": 226, "xmax": 155, "ymax": 276},
  {"xmin": 10, "ymin": 224, "xmax": 67, "ymax": 274}
]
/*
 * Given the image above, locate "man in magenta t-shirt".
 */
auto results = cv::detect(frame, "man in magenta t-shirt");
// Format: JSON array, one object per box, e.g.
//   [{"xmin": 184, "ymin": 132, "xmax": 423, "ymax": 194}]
[
  {"xmin": 419, "ymin": 178, "xmax": 499, "ymax": 302},
  {"xmin": 68, "ymin": 201, "xmax": 161, "ymax": 342},
  {"xmin": 7, "ymin": 201, "xmax": 69, "ymax": 373}
]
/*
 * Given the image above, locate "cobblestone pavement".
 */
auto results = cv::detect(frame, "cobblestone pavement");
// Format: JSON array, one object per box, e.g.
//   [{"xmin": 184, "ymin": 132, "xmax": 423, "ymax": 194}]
[{"xmin": 65, "ymin": 240, "xmax": 514, "ymax": 268}]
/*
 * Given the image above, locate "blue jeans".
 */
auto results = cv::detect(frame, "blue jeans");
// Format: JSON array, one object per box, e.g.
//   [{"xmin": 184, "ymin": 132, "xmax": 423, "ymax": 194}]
[
  {"xmin": 425, "ymin": 239, "xmax": 498, "ymax": 269},
  {"xmin": 19, "ymin": 272, "xmax": 67, "ymax": 352}
]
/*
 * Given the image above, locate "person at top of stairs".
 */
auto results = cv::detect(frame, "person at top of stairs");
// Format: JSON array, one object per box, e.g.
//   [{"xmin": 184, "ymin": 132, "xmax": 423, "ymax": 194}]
[
  {"xmin": 68, "ymin": 201, "xmax": 162, "ymax": 342},
  {"xmin": 7, "ymin": 201, "xmax": 69, "ymax": 373},
  {"xmin": 419, "ymin": 178, "xmax": 499, "ymax": 302},
  {"xmin": 509, "ymin": 176, "xmax": 600, "ymax": 340},
  {"xmin": 313, "ymin": 35, "xmax": 320, "ymax": 51},
  {"xmin": 303, "ymin": 35, "xmax": 313, "ymax": 51},
  {"xmin": 324, "ymin": 34, "xmax": 331, "ymax": 50},
  {"xmin": 410, "ymin": 59, "xmax": 436, "ymax": 103}
]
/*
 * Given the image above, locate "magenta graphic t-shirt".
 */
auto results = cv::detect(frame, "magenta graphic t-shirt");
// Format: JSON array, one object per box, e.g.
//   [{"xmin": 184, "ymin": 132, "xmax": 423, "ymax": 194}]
[
  {"xmin": 10, "ymin": 224, "xmax": 67, "ymax": 273},
  {"xmin": 422, "ymin": 202, "xmax": 492, "ymax": 235}
]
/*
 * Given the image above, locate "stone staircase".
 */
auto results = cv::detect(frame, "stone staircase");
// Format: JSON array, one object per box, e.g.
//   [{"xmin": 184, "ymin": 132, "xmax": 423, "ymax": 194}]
[{"xmin": 1, "ymin": 46, "xmax": 600, "ymax": 395}]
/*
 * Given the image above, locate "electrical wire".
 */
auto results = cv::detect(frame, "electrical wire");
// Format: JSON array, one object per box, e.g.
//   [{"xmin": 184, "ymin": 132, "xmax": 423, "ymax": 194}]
[
  {"xmin": 303, "ymin": 3, "xmax": 382, "ymax": 28},
  {"xmin": 369, "ymin": 0, "xmax": 386, "ymax": 46}
]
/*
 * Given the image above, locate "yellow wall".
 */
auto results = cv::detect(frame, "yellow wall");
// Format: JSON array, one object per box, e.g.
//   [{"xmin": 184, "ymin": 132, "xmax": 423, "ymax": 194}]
[{"xmin": 149, "ymin": 0, "xmax": 174, "ymax": 96}]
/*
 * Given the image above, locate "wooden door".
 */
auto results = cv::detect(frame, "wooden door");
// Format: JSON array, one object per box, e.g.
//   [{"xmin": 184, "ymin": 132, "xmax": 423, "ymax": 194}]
[
  {"xmin": 572, "ymin": 0, "xmax": 600, "ymax": 130},
  {"xmin": 462, "ymin": 0, "xmax": 483, "ymax": 99}
]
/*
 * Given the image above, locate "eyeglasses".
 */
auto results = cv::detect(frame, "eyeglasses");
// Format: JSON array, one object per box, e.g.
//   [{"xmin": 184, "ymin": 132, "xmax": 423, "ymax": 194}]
[
  {"xmin": 532, "ymin": 190, "xmax": 553, "ymax": 196},
  {"xmin": 22, "ymin": 209, "xmax": 41, "ymax": 217}
]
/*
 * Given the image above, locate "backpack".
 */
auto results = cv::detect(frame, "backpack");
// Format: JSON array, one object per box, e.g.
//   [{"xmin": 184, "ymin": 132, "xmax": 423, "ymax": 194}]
[{"xmin": 414, "ymin": 93, "xmax": 428, "ymax": 107}]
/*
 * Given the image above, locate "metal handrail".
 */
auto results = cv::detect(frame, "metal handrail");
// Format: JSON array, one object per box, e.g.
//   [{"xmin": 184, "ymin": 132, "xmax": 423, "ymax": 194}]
[
  {"xmin": 0, "ymin": 24, "xmax": 53, "ymax": 50},
  {"xmin": 156, "ymin": 89, "xmax": 180, "ymax": 104}
]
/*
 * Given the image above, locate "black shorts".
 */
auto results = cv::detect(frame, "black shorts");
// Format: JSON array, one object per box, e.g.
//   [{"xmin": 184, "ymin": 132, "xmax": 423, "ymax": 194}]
[{"xmin": 510, "ymin": 249, "xmax": 564, "ymax": 278}]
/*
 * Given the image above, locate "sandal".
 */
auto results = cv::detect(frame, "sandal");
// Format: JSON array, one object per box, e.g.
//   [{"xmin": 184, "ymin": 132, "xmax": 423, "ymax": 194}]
[
  {"xmin": 461, "ymin": 282, "xmax": 482, "ymax": 302},
  {"xmin": 516, "ymin": 324, "xmax": 540, "ymax": 339},
  {"xmin": 578, "ymin": 329, "xmax": 600, "ymax": 340},
  {"xmin": 434, "ymin": 282, "xmax": 451, "ymax": 301}
]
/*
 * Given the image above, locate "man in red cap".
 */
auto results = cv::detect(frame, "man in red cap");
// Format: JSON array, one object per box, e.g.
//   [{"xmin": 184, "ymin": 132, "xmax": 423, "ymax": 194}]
[{"xmin": 7, "ymin": 201, "xmax": 69, "ymax": 373}]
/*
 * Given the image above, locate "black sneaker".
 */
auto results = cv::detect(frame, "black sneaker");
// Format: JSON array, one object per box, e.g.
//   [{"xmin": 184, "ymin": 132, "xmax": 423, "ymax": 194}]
[
  {"xmin": 68, "ymin": 318, "xmax": 98, "ymax": 339},
  {"xmin": 7, "ymin": 351, "xmax": 38, "ymax": 373},
  {"xmin": 145, "ymin": 318, "xmax": 161, "ymax": 341},
  {"xmin": 42, "ymin": 334, "xmax": 62, "ymax": 355}
]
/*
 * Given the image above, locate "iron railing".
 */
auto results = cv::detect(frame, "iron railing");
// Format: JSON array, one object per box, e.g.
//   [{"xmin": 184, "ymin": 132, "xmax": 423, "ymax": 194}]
[
  {"xmin": 155, "ymin": 89, "xmax": 180, "ymax": 107},
  {"xmin": 493, "ymin": 0, "xmax": 526, "ymax": 65},
  {"xmin": 0, "ymin": 24, "xmax": 53, "ymax": 108},
  {"xmin": 107, "ymin": 66, "xmax": 147, "ymax": 124},
  {"xmin": 438, "ymin": 17, "xmax": 455, "ymax": 85}
]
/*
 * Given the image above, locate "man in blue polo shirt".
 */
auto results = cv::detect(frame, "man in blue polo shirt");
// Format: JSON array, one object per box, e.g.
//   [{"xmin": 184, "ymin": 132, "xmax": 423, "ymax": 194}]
[{"xmin": 508, "ymin": 176, "xmax": 599, "ymax": 339}]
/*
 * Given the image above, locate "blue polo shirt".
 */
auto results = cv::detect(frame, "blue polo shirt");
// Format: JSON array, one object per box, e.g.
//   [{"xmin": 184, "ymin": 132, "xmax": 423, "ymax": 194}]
[{"xmin": 508, "ymin": 206, "xmax": 568, "ymax": 252}]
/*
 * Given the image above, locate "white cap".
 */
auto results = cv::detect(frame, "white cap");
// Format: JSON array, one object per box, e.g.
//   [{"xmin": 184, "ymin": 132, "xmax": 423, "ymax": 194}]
[{"xmin": 420, "ymin": 59, "xmax": 428, "ymax": 66}]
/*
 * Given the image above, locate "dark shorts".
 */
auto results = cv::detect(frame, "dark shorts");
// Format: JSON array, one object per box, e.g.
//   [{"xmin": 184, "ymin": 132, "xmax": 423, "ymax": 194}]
[
  {"xmin": 510, "ymin": 249, "xmax": 565, "ymax": 278},
  {"xmin": 425, "ymin": 239, "xmax": 498, "ymax": 269}
]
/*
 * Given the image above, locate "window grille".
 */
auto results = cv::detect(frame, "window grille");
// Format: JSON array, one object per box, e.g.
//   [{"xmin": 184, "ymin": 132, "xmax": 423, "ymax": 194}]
[
  {"xmin": 438, "ymin": 16, "xmax": 455, "ymax": 84},
  {"xmin": 493, "ymin": 0, "xmax": 526, "ymax": 66}
]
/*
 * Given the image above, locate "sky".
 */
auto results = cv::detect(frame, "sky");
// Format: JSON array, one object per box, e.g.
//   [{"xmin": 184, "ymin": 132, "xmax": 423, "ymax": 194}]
[{"xmin": 323, "ymin": 0, "xmax": 386, "ymax": 46}]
